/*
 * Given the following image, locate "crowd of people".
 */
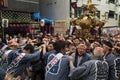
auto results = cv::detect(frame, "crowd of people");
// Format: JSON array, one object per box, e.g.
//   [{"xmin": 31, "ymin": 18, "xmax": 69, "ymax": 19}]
[{"xmin": 0, "ymin": 32, "xmax": 120, "ymax": 80}]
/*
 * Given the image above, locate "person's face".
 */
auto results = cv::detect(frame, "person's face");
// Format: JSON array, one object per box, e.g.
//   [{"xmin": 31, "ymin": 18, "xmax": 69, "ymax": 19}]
[
  {"xmin": 52, "ymin": 37, "xmax": 57, "ymax": 42},
  {"xmin": 93, "ymin": 47, "xmax": 104, "ymax": 58},
  {"xmin": 10, "ymin": 36, "xmax": 12, "ymax": 39},
  {"xmin": 114, "ymin": 48, "xmax": 118, "ymax": 56},
  {"xmin": 14, "ymin": 35, "xmax": 17, "ymax": 38},
  {"xmin": 61, "ymin": 47, "xmax": 66, "ymax": 55},
  {"xmin": 47, "ymin": 44, "xmax": 54, "ymax": 51},
  {"xmin": 19, "ymin": 37, "xmax": 23, "ymax": 42},
  {"xmin": 69, "ymin": 45, "xmax": 76, "ymax": 53},
  {"xmin": 69, "ymin": 37, "xmax": 72, "ymax": 40},
  {"xmin": 103, "ymin": 44, "xmax": 109, "ymax": 53},
  {"xmin": 77, "ymin": 44, "xmax": 86, "ymax": 56},
  {"xmin": 114, "ymin": 46, "xmax": 120, "ymax": 56},
  {"xmin": 73, "ymin": 39, "xmax": 80, "ymax": 45},
  {"xmin": 72, "ymin": 35, "xmax": 76, "ymax": 39},
  {"xmin": 86, "ymin": 46, "xmax": 91, "ymax": 52},
  {"xmin": 93, "ymin": 42, "xmax": 100, "ymax": 48},
  {"xmin": 5, "ymin": 34, "xmax": 9, "ymax": 39}
]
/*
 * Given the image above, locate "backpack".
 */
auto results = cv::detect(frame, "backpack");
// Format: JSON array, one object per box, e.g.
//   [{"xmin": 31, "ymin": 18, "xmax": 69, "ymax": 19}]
[{"xmin": 95, "ymin": 60, "xmax": 109, "ymax": 80}]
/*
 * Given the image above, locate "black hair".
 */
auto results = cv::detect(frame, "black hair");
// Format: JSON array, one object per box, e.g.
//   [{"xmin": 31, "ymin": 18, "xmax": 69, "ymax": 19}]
[
  {"xmin": 48, "ymin": 42, "xmax": 55, "ymax": 45},
  {"xmin": 95, "ymin": 39, "xmax": 101, "ymax": 45},
  {"xmin": 46, "ymin": 42, "xmax": 55, "ymax": 52},
  {"xmin": 116, "ymin": 43, "xmax": 120, "ymax": 47},
  {"xmin": 65, "ymin": 41, "xmax": 71, "ymax": 48},
  {"xmin": 53, "ymin": 40, "xmax": 66, "ymax": 52},
  {"xmin": 73, "ymin": 37, "xmax": 80, "ymax": 40},
  {"xmin": 115, "ymin": 43, "xmax": 120, "ymax": 54},
  {"xmin": 23, "ymin": 44, "xmax": 34, "ymax": 53}
]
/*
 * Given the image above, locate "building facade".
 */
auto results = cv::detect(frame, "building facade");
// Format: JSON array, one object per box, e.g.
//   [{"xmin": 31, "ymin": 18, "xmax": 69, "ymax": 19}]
[
  {"xmin": 75, "ymin": 0, "xmax": 119, "ymax": 28},
  {"xmin": 0, "ymin": 0, "xmax": 40, "ymax": 37},
  {"xmin": 39, "ymin": 0, "xmax": 70, "ymax": 20},
  {"xmin": 1, "ymin": 0, "xmax": 39, "ymax": 22},
  {"xmin": 39, "ymin": 0, "xmax": 71, "ymax": 34},
  {"xmin": 0, "ymin": 0, "xmax": 119, "ymax": 36},
  {"xmin": 39, "ymin": 0, "xmax": 119, "ymax": 33}
]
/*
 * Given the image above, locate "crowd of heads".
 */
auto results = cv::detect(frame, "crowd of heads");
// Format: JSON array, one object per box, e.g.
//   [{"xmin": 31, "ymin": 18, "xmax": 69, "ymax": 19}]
[
  {"xmin": 0, "ymin": 32, "xmax": 120, "ymax": 80},
  {"xmin": 0, "ymin": 32, "xmax": 120, "ymax": 58}
]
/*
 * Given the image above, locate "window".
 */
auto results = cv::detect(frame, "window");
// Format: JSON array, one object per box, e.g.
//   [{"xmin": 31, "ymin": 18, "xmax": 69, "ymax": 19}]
[
  {"xmin": 106, "ymin": 0, "xmax": 109, "ymax": 4},
  {"xmin": 108, "ymin": 11, "xmax": 115, "ymax": 18},
  {"xmin": 115, "ymin": 0, "xmax": 119, "ymax": 6},
  {"xmin": 74, "ymin": 7, "xmax": 82, "ymax": 18},
  {"xmin": 105, "ymin": 12, "xmax": 109, "ymax": 19},
  {"xmin": 115, "ymin": 14, "xmax": 118, "ymax": 20},
  {"xmin": 108, "ymin": 0, "xmax": 115, "ymax": 4},
  {"xmin": 115, "ymin": 0, "xmax": 118, "ymax": 3},
  {"xmin": 97, "ymin": 11, "xmax": 100, "ymax": 19}
]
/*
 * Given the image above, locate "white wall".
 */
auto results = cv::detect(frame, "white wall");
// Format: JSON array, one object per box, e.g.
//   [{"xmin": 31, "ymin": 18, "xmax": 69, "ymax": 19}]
[
  {"xmin": 39, "ymin": 0, "xmax": 70, "ymax": 20},
  {"xmin": 39, "ymin": 0, "xmax": 119, "ymax": 28},
  {"xmin": 76, "ymin": 0, "xmax": 119, "ymax": 27}
]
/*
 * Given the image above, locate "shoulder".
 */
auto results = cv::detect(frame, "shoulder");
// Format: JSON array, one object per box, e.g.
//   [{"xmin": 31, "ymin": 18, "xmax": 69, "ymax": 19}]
[
  {"xmin": 71, "ymin": 53, "xmax": 76, "ymax": 58},
  {"xmin": 85, "ymin": 60, "xmax": 96, "ymax": 64},
  {"xmin": 81, "ymin": 60, "xmax": 95, "ymax": 67},
  {"xmin": 45, "ymin": 50, "xmax": 56, "ymax": 56},
  {"xmin": 107, "ymin": 53, "xmax": 116, "ymax": 57},
  {"xmin": 106, "ymin": 53, "xmax": 116, "ymax": 61},
  {"xmin": 8, "ymin": 50, "xmax": 17, "ymax": 56},
  {"xmin": 47, "ymin": 54, "xmax": 55, "ymax": 62},
  {"xmin": 62, "ymin": 55, "xmax": 70, "ymax": 61},
  {"xmin": 84, "ymin": 53, "xmax": 92, "ymax": 59},
  {"xmin": 47, "ymin": 50, "xmax": 56, "ymax": 54},
  {"xmin": 85, "ymin": 53, "xmax": 91, "ymax": 56}
]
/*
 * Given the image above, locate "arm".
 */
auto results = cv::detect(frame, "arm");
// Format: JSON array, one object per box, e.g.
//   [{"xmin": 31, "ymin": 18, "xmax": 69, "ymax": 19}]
[
  {"xmin": 41, "ymin": 44, "xmax": 47, "ymax": 55},
  {"xmin": 23, "ymin": 51, "xmax": 40, "ymax": 62},
  {"xmin": 109, "ymin": 64, "xmax": 116, "ymax": 80},
  {"xmin": 7, "ymin": 52, "xmax": 13, "ymax": 66},
  {"xmin": 7, "ymin": 51, "xmax": 18, "ymax": 66},
  {"xmin": 69, "ymin": 64, "xmax": 89, "ymax": 80},
  {"xmin": 38, "ymin": 44, "xmax": 46, "ymax": 55},
  {"xmin": 69, "ymin": 56, "xmax": 91, "ymax": 79}
]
